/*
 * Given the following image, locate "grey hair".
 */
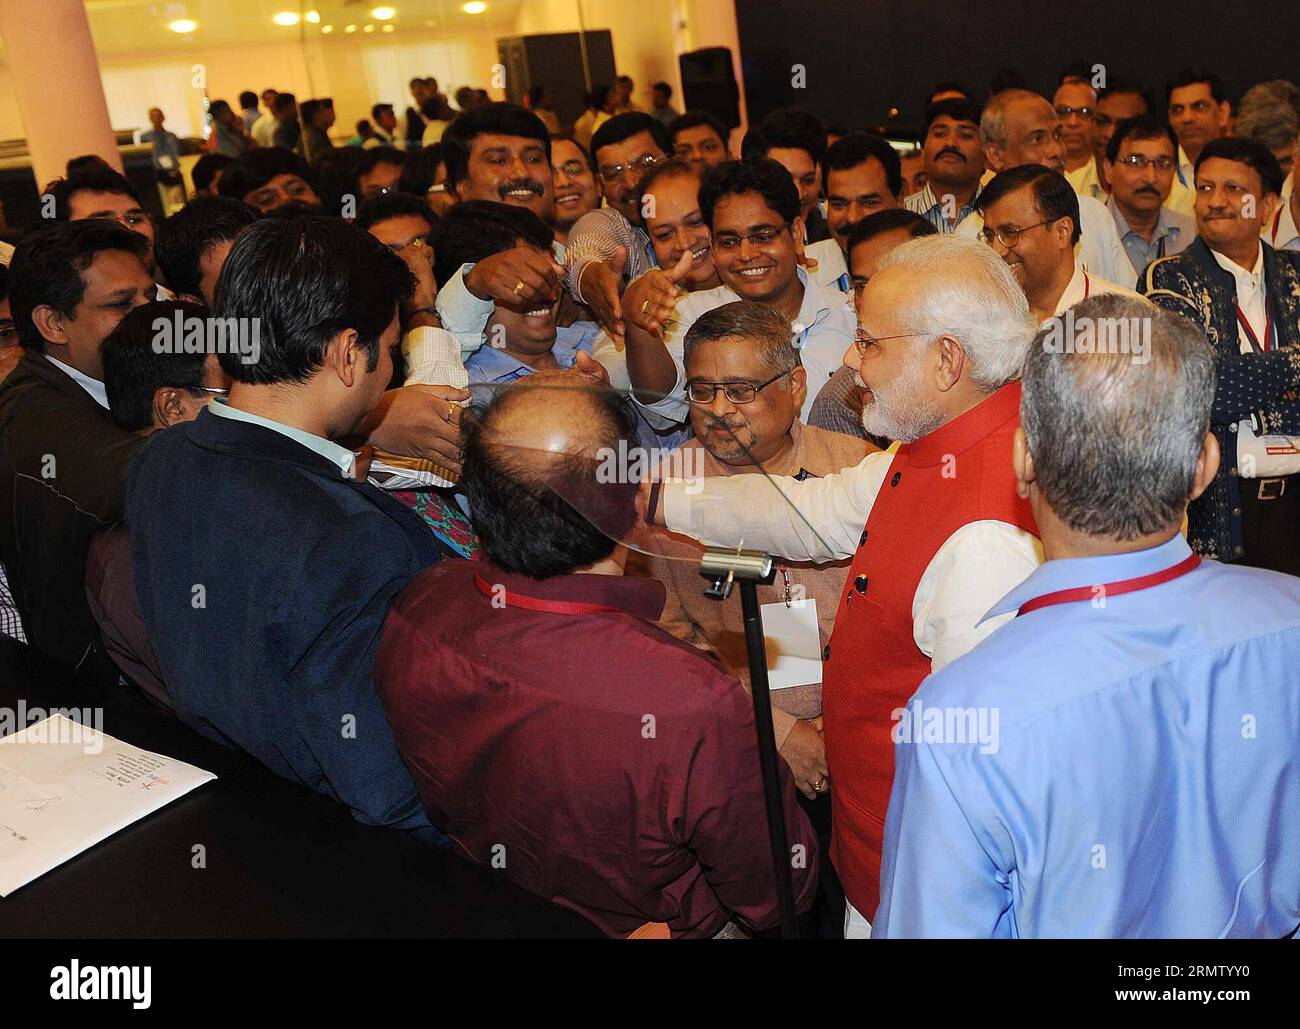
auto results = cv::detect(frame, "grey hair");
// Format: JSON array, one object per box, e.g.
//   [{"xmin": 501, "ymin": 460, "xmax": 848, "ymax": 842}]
[
  {"xmin": 875, "ymin": 234, "xmax": 1036, "ymax": 391},
  {"xmin": 682, "ymin": 299, "xmax": 801, "ymax": 376},
  {"xmin": 980, "ymin": 88, "xmax": 1046, "ymax": 148},
  {"xmin": 1021, "ymin": 295, "xmax": 1217, "ymax": 540},
  {"xmin": 1236, "ymin": 84, "xmax": 1300, "ymax": 153}
]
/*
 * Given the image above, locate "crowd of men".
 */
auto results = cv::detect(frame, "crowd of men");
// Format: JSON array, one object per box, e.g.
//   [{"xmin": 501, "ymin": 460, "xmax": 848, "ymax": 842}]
[{"xmin": 0, "ymin": 60, "xmax": 1297, "ymax": 940}]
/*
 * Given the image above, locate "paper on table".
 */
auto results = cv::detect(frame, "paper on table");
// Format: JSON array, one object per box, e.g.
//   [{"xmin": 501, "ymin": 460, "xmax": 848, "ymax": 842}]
[
  {"xmin": 0, "ymin": 715, "xmax": 216, "ymax": 897},
  {"xmin": 760, "ymin": 598, "xmax": 823, "ymax": 690}
]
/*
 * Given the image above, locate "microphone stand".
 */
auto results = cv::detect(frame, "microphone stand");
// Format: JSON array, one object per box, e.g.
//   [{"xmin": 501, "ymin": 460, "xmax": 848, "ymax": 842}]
[{"xmin": 700, "ymin": 547, "xmax": 799, "ymax": 939}]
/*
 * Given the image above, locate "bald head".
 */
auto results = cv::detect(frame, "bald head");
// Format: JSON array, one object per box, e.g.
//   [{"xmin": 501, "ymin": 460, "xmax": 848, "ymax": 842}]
[{"xmin": 464, "ymin": 372, "xmax": 640, "ymax": 577}]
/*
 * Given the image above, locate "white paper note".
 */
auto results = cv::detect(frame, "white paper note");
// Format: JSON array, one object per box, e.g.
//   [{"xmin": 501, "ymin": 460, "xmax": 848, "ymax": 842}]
[
  {"xmin": 0, "ymin": 715, "xmax": 216, "ymax": 897},
  {"xmin": 760, "ymin": 598, "xmax": 823, "ymax": 690}
]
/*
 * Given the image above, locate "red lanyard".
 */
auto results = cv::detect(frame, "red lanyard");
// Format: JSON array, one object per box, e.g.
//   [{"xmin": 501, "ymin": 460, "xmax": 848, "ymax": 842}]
[
  {"xmin": 473, "ymin": 572, "xmax": 622, "ymax": 616},
  {"xmin": 1082, "ymin": 272, "xmax": 1090, "ymax": 300},
  {"xmin": 1235, "ymin": 305, "xmax": 1272, "ymax": 353},
  {"xmin": 1016, "ymin": 553, "xmax": 1201, "ymax": 617},
  {"xmin": 1271, "ymin": 208, "xmax": 1282, "ymax": 246}
]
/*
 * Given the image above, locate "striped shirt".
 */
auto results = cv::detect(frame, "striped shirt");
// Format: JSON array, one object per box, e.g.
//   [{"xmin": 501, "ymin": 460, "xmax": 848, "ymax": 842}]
[
  {"xmin": 563, "ymin": 207, "xmax": 655, "ymax": 304},
  {"xmin": 904, "ymin": 182, "xmax": 980, "ymax": 233},
  {"xmin": 0, "ymin": 562, "xmax": 27, "ymax": 643}
]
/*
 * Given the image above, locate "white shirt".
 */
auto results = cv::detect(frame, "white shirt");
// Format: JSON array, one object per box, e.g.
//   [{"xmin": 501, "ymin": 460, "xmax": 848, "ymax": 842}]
[
  {"xmin": 1212, "ymin": 246, "xmax": 1298, "ymax": 477},
  {"xmin": 1065, "ymin": 156, "xmax": 1105, "ymax": 202},
  {"xmin": 1265, "ymin": 199, "xmax": 1300, "ymax": 253},
  {"xmin": 44, "ymin": 354, "xmax": 108, "ymax": 409},
  {"xmin": 1167, "ymin": 146, "xmax": 1197, "ymax": 217},
  {"xmin": 1048, "ymin": 261, "xmax": 1145, "ymax": 322},
  {"xmin": 958, "ymin": 190, "xmax": 1138, "ymax": 289},
  {"xmin": 804, "ymin": 238, "xmax": 850, "ymax": 292},
  {"xmin": 631, "ymin": 266, "xmax": 856, "ymax": 427},
  {"xmin": 661, "ymin": 449, "xmax": 1043, "ymax": 670},
  {"xmin": 250, "ymin": 112, "xmax": 277, "ymax": 148}
]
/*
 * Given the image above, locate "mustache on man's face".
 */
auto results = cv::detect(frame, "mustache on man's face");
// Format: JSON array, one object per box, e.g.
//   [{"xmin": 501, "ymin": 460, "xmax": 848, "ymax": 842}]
[
  {"xmin": 498, "ymin": 178, "xmax": 544, "ymax": 199},
  {"xmin": 936, "ymin": 147, "xmax": 966, "ymax": 162}
]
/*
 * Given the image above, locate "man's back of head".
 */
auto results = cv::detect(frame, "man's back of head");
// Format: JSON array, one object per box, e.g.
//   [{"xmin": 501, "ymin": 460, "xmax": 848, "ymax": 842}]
[{"xmin": 463, "ymin": 373, "xmax": 639, "ymax": 579}]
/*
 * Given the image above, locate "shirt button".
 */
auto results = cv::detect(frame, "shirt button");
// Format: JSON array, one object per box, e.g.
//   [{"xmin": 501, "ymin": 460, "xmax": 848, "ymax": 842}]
[
  {"xmin": 1228, "ymin": 467, "xmax": 1238, "ymax": 477},
  {"xmin": 859, "ymin": 529, "xmax": 868, "ymax": 546},
  {"xmin": 822, "ymin": 644, "xmax": 831, "ymax": 661},
  {"xmin": 854, "ymin": 574, "xmax": 869, "ymax": 594},
  {"xmin": 1234, "ymin": 545, "xmax": 1245, "ymax": 556},
  {"xmin": 1232, "ymin": 507, "xmax": 1242, "ymax": 517},
  {"xmin": 1229, "ymin": 423, "xmax": 1238, "ymax": 433},
  {"xmin": 890, "ymin": 471, "xmax": 902, "ymax": 487}
]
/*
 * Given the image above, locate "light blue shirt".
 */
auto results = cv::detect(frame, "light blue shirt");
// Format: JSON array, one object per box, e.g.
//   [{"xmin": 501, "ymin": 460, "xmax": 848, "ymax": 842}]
[
  {"xmin": 465, "ymin": 322, "xmax": 599, "ymax": 403},
  {"xmin": 207, "ymin": 398, "xmax": 356, "ymax": 478},
  {"xmin": 875, "ymin": 534, "xmax": 1300, "ymax": 938},
  {"xmin": 1108, "ymin": 197, "xmax": 1195, "ymax": 279}
]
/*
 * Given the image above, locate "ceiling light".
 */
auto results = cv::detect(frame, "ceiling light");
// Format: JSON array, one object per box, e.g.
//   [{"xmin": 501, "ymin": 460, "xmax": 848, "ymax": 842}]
[
  {"xmin": 344, "ymin": 23, "xmax": 357, "ymax": 33},
  {"xmin": 321, "ymin": 24, "xmax": 334, "ymax": 33},
  {"xmin": 382, "ymin": 24, "xmax": 395, "ymax": 32},
  {"xmin": 272, "ymin": 12, "xmax": 300, "ymax": 27},
  {"xmin": 304, "ymin": 11, "xmax": 321, "ymax": 23},
  {"xmin": 371, "ymin": 6, "xmax": 396, "ymax": 19},
  {"xmin": 363, "ymin": 24, "xmax": 375, "ymax": 33},
  {"xmin": 167, "ymin": 19, "xmax": 198, "ymax": 33},
  {"xmin": 462, "ymin": 2, "xmax": 487, "ymax": 13}
]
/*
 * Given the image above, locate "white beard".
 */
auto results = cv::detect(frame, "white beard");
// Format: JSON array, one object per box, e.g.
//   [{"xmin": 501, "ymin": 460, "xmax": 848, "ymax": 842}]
[{"xmin": 859, "ymin": 360, "xmax": 946, "ymax": 443}]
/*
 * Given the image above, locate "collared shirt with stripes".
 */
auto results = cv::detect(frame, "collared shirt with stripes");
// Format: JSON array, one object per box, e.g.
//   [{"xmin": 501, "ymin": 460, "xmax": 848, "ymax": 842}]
[{"xmin": 904, "ymin": 183, "xmax": 980, "ymax": 233}]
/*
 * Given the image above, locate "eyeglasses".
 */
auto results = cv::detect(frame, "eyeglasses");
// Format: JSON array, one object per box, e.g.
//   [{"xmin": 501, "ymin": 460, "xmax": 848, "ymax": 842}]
[
  {"xmin": 597, "ymin": 153, "xmax": 661, "ymax": 183},
  {"xmin": 556, "ymin": 159, "xmax": 590, "ymax": 177},
  {"xmin": 686, "ymin": 370, "xmax": 791, "ymax": 404},
  {"xmin": 978, "ymin": 219, "xmax": 1054, "ymax": 249},
  {"xmin": 1055, "ymin": 105, "xmax": 1094, "ymax": 119},
  {"xmin": 713, "ymin": 224, "xmax": 791, "ymax": 251},
  {"xmin": 1116, "ymin": 154, "xmax": 1177, "ymax": 172},
  {"xmin": 197, "ymin": 387, "xmax": 229, "ymax": 397},
  {"xmin": 852, "ymin": 329, "xmax": 934, "ymax": 356}
]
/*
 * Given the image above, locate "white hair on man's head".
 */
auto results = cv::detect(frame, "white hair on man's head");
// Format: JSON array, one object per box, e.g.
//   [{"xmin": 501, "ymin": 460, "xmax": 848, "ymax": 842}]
[
  {"xmin": 875, "ymin": 234, "xmax": 1036, "ymax": 391},
  {"xmin": 980, "ymin": 87, "xmax": 1046, "ymax": 147}
]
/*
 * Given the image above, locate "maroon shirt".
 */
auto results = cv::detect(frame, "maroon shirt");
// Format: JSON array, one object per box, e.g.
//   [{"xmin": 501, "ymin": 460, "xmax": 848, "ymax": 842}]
[{"xmin": 375, "ymin": 559, "xmax": 819, "ymax": 938}]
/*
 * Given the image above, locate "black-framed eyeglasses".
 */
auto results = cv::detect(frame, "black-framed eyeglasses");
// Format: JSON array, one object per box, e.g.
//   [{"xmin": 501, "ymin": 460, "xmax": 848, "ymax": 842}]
[
  {"xmin": 1116, "ymin": 154, "xmax": 1177, "ymax": 172},
  {"xmin": 598, "ymin": 153, "xmax": 661, "ymax": 183},
  {"xmin": 686, "ymin": 370, "xmax": 790, "ymax": 404},
  {"xmin": 978, "ymin": 219, "xmax": 1054, "ymax": 248},
  {"xmin": 1055, "ymin": 105, "xmax": 1094, "ymax": 119},
  {"xmin": 713, "ymin": 223, "xmax": 791, "ymax": 251}
]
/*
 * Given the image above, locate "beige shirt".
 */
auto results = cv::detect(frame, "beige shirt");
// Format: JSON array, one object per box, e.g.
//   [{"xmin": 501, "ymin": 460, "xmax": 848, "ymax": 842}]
[{"xmin": 633, "ymin": 421, "xmax": 874, "ymax": 748}]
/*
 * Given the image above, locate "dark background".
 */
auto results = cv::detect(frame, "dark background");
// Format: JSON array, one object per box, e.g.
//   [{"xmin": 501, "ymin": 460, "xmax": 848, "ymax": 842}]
[{"xmin": 735, "ymin": 0, "xmax": 1299, "ymax": 138}]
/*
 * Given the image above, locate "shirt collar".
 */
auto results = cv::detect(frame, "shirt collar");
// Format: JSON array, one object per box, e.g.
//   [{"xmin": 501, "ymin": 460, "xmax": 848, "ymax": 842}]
[
  {"xmin": 1050, "ymin": 261, "xmax": 1090, "ymax": 320},
  {"xmin": 1268, "ymin": 200, "xmax": 1300, "ymax": 251},
  {"xmin": 207, "ymin": 397, "xmax": 356, "ymax": 478},
  {"xmin": 1210, "ymin": 243, "xmax": 1265, "ymax": 300},
  {"xmin": 981, "ymin": 534, "xmax": 1193, "ymax": 623},
  {"xmin": 43, "ymin": 354, "xmax": 109, "ymax": 409},
  {"xmin": 468, "ymin": 324, "xmax": 592, "ymax": 382},
  {"xmin": 790, "ymin": 265, "xmax": 833, "ymax": 338},
  {"xmin": 1108, "ymin": 198, "xmax": 1181, "ymax": 245},
  {"xmin": 477, "ymin": 561, "xmax": 667, "ymax": 621},
  {"xmin": 919, "ymin": 182, "xmax": 979, "ymax": 221}
]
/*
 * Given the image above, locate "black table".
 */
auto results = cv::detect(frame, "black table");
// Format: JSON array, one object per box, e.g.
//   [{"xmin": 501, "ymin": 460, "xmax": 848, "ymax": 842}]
[{"xmin": 0, "ymin": 640, "xmax": 601, "ymax": 938}]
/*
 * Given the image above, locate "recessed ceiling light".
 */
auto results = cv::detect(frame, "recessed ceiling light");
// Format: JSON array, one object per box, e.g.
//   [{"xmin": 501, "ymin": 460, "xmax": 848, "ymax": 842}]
[
  {"xmin": 167, "ymin": 19, "xmax": 198, "ymax": 33},
  {"xmin": 371, "ymin": 6, "xmax": 396, "ymax": 19},
  {"xmin": 363, "ymin": 23, "xmax": 375, "ymax": 32},
  {"xmin": 321, "ymin": 24, "xmax": 334, "ymax": 33},
  {"xmin": 462, "ymin": 1, "xmax": 487, "ymax": 13},
  {"xmin": 382, "ymin": 24, "xmax": 395, "ymax": 32},
  {"xmin": 272, "ymin": 12, "xmax": 300, "ymax": 27},
  {"xmin": 304, "ymin": 11, "xmax": 321, "ymax": 23}
]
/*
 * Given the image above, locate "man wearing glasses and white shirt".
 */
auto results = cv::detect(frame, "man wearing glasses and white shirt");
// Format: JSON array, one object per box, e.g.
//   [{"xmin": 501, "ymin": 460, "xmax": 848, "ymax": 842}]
[
  {"xmin": 644, "ymin": 235, "xmax": 1043, "ymax": 937},
  {"xmin": 620, "ymin": 158, "xmax": 856, "ymax": 426}
]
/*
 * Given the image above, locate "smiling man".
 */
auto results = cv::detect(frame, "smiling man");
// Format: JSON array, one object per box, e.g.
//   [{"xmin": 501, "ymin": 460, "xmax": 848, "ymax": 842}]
[
  {"xmin": 621, "ymin": 158, "xmax": 856, "ymax": 427},
  {"xmin": 440, "ymin": 102, "xmax": 555, "ymax": 221},
  {"xmin": 960, "ymin": 89, "xmax": 1137, "ymax": 287},
  {"xmin": 1140, "ymin": 136, "xmax": 1300, "ymax": 573},
  {"xmin": 549, "ymin": 136, "xmax": 600, "ymax": 249}
]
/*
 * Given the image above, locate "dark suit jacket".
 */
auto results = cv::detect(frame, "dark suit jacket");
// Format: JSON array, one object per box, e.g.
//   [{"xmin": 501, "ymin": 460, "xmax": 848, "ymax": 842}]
[
  {"xmin": 127, "ymin": 409, "xmax": 443, "ymax": 833},
  {"xmin": 1140, "ymin": 237, "xmax": 1300, "ymax": 560},
  {"xmin": 0, "ymin": 351, "xmax": 145, "ymax": 671}
]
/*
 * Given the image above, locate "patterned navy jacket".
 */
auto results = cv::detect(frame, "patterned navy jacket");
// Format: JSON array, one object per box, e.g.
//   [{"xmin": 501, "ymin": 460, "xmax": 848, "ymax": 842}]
[{"xmin": 1140, "ymin": 236, "xmax": 1300, "ymax": 561}]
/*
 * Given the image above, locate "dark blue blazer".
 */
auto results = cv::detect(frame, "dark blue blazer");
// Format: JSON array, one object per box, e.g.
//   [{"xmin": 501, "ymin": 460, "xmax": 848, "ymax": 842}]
[{"xmin": 127, "ymin": 409, "xmax": 442, "ymax": 833}]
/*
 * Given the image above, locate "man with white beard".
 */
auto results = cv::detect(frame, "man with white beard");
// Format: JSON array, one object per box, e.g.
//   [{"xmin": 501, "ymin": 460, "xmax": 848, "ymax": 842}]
[{"xmin": 645, "ymin": 235, "xmax": 1044, "ymax": 936}]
